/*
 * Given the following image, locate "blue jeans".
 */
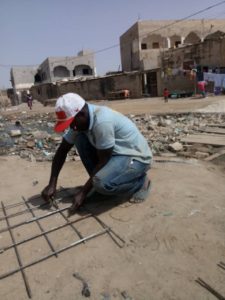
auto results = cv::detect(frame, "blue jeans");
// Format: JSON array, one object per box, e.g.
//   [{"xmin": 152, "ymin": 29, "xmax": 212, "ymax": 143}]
[{"xmin": 74, "ymin": 133, "xmax": 151, "ymax": 197}]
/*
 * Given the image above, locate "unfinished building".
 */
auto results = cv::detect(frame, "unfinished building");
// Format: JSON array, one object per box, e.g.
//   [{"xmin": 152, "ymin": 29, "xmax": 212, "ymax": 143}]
[
  {"xmin": 10, "ymin": 50, "xmax": 96, "ymax": 105},
  {"xmin": 120, "ymin": 19, "xmax": 225, "ymax": 96}
]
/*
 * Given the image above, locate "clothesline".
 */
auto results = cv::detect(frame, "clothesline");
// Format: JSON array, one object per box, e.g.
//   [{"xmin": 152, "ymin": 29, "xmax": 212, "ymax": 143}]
[{"xmin": 203, "ymin": 72, "xmax": 225, "ymax": 88}]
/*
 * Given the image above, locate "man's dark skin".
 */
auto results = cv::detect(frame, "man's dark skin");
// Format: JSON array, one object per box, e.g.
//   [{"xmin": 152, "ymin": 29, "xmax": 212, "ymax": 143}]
[{"xmin": 41, "ymin": 104, "xmax": 113, "ymax": 215}]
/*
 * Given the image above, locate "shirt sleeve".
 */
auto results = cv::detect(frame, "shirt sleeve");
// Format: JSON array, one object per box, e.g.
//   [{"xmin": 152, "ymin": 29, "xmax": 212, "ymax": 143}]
[
  {"xmin": 93, "ymin": 122, "xmax": 115, "ymax": 150},
  {"xmin": 63, "ymin": 128, "xmax": 77, "ymax": 144}
]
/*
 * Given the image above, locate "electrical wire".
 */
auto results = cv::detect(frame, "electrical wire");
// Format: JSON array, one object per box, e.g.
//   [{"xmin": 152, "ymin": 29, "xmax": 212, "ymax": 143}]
[{"xmin": 0, "ymin": 0, "xmax": 225, "ymax": 69}]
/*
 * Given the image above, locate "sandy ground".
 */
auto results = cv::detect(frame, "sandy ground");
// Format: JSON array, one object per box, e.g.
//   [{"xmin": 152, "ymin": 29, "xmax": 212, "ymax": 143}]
[{"xmin": 0, "ymin": 96, "xmax": 225, "ymax": 300}]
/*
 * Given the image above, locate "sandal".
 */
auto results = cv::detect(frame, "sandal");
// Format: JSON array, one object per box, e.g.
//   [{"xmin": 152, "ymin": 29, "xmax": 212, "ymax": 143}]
[{"xmin": 130, "ymin": 179, "xmax": 151, "ymax": 203}]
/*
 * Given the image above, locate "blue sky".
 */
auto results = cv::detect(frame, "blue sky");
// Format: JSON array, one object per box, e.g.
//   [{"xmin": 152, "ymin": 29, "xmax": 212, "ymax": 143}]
[{"xmin": 0, "ymin": 0, "xmax": 225, "ymax": 88}]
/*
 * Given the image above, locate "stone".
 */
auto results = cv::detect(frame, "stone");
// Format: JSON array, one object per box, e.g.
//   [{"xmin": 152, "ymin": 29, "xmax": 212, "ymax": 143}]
[
  {"xmin": 195, "ymin": 151, "xmax": 209, "ymax": 159},
  {"xmin": 27, "ymin": 140, "xmax": 35, "ymax": 148},
  {"xmin": 10, "ymin": 129, "xmax": 22, "ymax": 137},
  {"xmin": 168, "ymin": 142, "xmax": 183, "ymax": 152}
]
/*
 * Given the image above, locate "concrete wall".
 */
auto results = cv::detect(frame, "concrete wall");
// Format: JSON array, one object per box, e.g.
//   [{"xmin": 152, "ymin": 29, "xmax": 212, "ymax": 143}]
[
  {"xmin": 30, "ymin": 72, "xmax": 148, "ymax": 104},
  {"xmin": 120, "ymin": 23, "xmax": 140, "ymax": 72},
  {"xmin": 160, "ymin": 35, "xmax": 225, "ymax": 95},
  {"xmin": 10, "ymin": 66, "xmax": 38, "ymax": 89}
]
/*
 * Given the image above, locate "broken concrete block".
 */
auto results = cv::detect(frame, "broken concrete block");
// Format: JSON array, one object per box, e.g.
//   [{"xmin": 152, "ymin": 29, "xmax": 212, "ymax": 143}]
[
  {"xmin": 195, "ymin": 151, "xmax": 209, "ymax": 159},
  {"xmin": 10, "ymin": 129, "xmax": 22, "ymax": 137},
  {"xmin": 168, "ymin": 142, "xmax": 183, "ymax": 152}
]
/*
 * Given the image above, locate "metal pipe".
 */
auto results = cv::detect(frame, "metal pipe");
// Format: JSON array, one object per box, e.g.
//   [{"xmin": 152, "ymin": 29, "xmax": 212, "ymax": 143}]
[
  {"xmin": 1, "ymin": 202, "xmax": 32, "ymax": 298},
  {"xmin": 0, "ymin": 215, "xmax": 91, "ymax": 254},
  {"xmin": 22, "ymin": 196, "xmax": 58, "ymax": 257},
  {"xmin": 0, "ymin": 229, "xmax": 108, "ymax": 280}
]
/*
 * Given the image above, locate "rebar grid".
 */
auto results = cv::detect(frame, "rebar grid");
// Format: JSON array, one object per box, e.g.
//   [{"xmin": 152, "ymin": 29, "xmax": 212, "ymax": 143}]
[{"xmin": 0, "ymin": 192, "xmax": 125, "ymax": 299}]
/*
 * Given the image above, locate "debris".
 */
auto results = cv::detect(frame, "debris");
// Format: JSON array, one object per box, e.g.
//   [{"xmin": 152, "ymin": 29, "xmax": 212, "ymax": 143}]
[
  {"xmin": 0, "ymin": 112, "xmax": 225, "ymax": 162},
  {"xmin": 181, "ymin": 134, "xmax": 225, "ymax": 146},
  {"xmin": 162, "ymin": 211, "xmax": 173, "ymax": 216},
  {"xmin": 73, "ymin": 272, "xmax": 91, "ymax": 297},
  {"xmin": 168, "ymin": 142, "xmax": 183, "ymax": 152},
  {"xmin": 121, "ymin": 290, "xmax": 133, "ymax": 299},
  {"xmin": 10, "ymin": 129, "xmax": 22, "ymax": 137}
]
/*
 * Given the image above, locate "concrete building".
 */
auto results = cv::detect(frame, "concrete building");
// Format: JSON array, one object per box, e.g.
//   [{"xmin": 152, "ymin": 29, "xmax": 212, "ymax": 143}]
[
  {"xmin": 35, "ymin": 50, "xmax": 96, "ymax": 84},
  {"xmin": 10, "ymin": 50, "xmax": 96, "ymax": 105},
  {"xmin": 10, "ymin": 66, "xmax": 38, "ymax": 105},
  {"xmin": 120, "ymin": 19, "xmax": 225, "ymax": 72},
  {"xmin": 161, "ymin": 31, "xmax": 225, "ymax": 95},
  {"xmin": 120, "ymin": 19, "xmax": 225, "ymax": 96}
]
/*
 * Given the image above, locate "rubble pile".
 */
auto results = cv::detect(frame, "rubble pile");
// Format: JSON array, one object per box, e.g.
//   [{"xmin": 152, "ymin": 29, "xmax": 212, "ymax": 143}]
[
  {"xmin": 0, "ymin": 111, "xmax": 225, "ymax": 162},
  {"xmin": 130, "ymin": 113, "xmax": 225, "ymax": 159},
  {"xmin": 0, "ymin": 112, "xmax": 79, "ymax": 162}
]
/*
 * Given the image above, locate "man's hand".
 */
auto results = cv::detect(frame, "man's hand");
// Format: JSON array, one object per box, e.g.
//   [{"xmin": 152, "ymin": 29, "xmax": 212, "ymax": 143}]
[
  {"xmin": 68, "ymin": 190, "xmax": 85, "ymax": 216},
  {"xmin": 41, "ymin": 184, "xmax": 56, "ymax": 203}
]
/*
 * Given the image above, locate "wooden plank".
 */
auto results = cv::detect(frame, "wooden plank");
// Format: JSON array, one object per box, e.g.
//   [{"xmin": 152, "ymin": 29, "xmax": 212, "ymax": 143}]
[
  {"xmin": 181, "ymin": 134, "xmax": 225, "ymax": 146},
  {"xmin": 198, "ymin": 127, "xmax": 225, "ymax": 135},
  {"xmin": 205, "ymin": 150, "xmax": 225, "ymax": 161},
  {"xmin": 206, "ymin": 123, "xmax": 225, "ymax": 128}
]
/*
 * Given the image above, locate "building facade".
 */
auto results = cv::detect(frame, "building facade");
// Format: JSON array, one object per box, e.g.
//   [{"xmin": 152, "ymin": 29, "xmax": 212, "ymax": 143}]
[
  {"xmin": 10, "ymin": 50, "xmax": 96, "ymax": 104},
  {"xmin": 120, "ymin": 19, "xmax": 225, "ymax": 96},
  {"xmin": 120, "ymin": 19, "xmax": 225, "ymax": 72}
]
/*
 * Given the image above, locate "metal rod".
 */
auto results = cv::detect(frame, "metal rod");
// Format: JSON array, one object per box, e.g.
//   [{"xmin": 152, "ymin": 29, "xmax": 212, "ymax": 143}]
[
  {"xmin": 22, "ymin": 196, "xmax": 58, "ymax": 258},
  {"xmin": 0, "ymin": 229, "xmax": 108, "ymax": 280},
  {"xmin": 0, "ymin": 198, "xmax": 63, "ymax": 222},
  {"xmin": 218, "ymin": 262, "xmax": 225, "ymax": 271},
  {"xmin": 0, "ymin": 205, "xmax": 71, "ymax": 234},
  {"xmin": 55, "ymin": 206, "xmax": 84, "ymax": 241},
  {"xmin": 1, "ymin": 202, "xmax": 32, "ymax": 298},
  {"xmin": 0, "ymin": 187, "xmax": 69, "ymax": 211},
  {"xmin": 196, "ymin": 277, "xmax": 225, "ymax": 300},
  {"xmin": 86, "ymin": 208, "xmax": 125, "ymax": 248},
  {"xmin": 0, "ymin": 215, "xmax": 91, "ymax": 254},
  {"xmin": 60, "ymin": 186, "xmax": 125, "ymax": 248}
]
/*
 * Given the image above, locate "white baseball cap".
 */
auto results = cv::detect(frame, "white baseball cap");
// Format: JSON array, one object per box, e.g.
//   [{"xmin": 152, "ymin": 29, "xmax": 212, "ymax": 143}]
[{"xmin": 54, "ymin": 93, "xmax": 85, "ymax": 132}]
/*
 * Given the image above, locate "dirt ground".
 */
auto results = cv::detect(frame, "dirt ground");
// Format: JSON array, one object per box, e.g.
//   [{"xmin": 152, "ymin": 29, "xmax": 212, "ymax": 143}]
[{"xmin": 0, "ymin": 96, "xmax": 225, "ymax": 300}]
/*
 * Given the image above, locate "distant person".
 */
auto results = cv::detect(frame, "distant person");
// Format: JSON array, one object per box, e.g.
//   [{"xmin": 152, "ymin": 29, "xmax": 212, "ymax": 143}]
[
  {"xmin": 41, "ymin": 93, "xmax": 153, "ymax": 215},
  {"xmin": 197, "ymin": 81, "xmax": 207, "ymax": 98},
  {"xmin": 26, "ymin": 92, "xmax": 33, "ymax": 110},
  {"xmin": 163, "ymin": 88, "xmax": 169, "ymax": 103}
]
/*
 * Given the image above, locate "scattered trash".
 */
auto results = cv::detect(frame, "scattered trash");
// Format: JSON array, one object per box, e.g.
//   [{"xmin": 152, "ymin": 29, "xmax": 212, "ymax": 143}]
[
  {"xmin": 10, "ymin": 129, "xmax": 22, "ymax": 137},
  {"xmin": 73, "ymin": 272, "xmax": 91, "ymax": 298},
  {"xmin": 121, "ymin": 290, "xmax": 133, "ymax": 300},
  {"xmin": 100, "ymin": 293, "xmax": 111, "ymax": 300},
  {"xmin": 0, "ymin": 112, "xmax": 225, "ymax": 162},
  {"xmin": 162, "ymin": 211, "xmax": 173, "ymax": 217}
]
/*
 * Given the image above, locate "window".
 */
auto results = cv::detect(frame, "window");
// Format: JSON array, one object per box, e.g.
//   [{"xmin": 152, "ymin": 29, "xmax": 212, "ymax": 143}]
[
  {"xmin": 175, "ymin": 41, "xmax": 181, "ymax": 48},
  {"xmin": 152, "ymin": 42, "xmax": 159, "ymax": 49},
  {"xmin": 141, "ymin": 43, "xmax": 147, "ymax": 50},
  {"xmin": 83, "ymin": 68, "xmax": 90, "ymax": 75}
]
